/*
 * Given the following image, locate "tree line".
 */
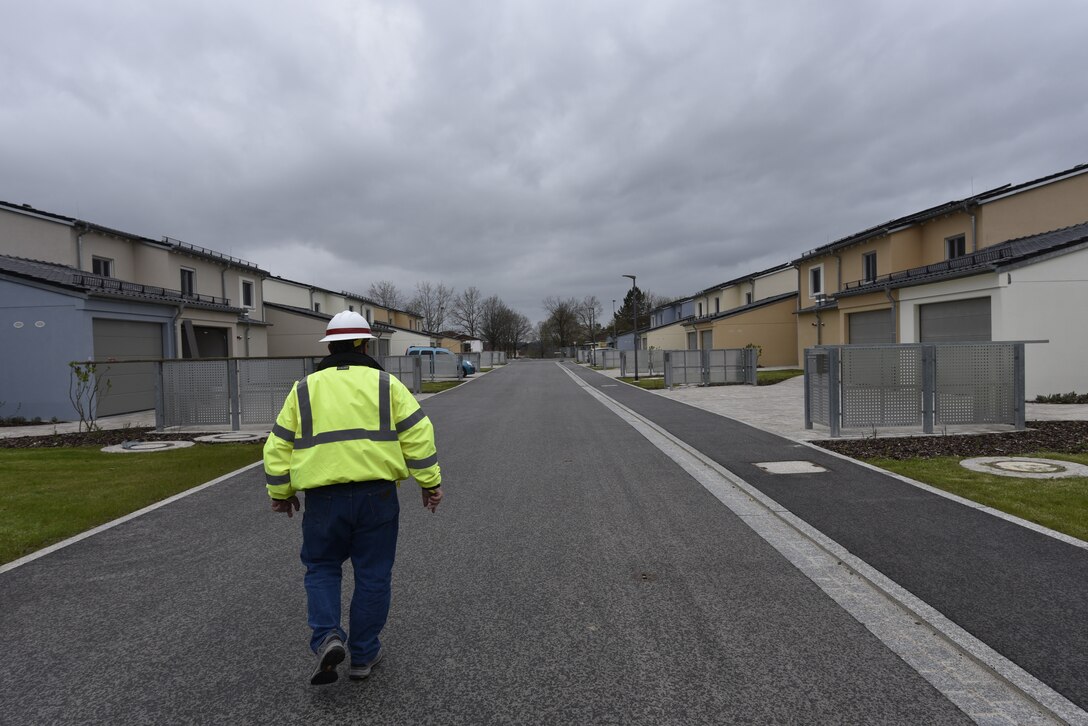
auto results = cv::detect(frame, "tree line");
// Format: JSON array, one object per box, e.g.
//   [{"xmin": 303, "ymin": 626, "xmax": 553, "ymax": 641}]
[
  {"xmin": 537, "ymin": 285, "xmax": 667, "ymax": 353},
  {"xmin": 367, "ymin": 280, "xmax": 533, "ymax": 355}
]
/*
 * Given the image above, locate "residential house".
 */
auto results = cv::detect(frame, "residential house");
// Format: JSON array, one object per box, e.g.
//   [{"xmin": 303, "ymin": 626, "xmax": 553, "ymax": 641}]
[
  {"xmin": 793, "ymin": 162, "xmax": 1088, "ymax": 395},
  {"xmin": 683, "ymin": 263, "xmax": 799, "ymax": 366},
  {"xmin": 644, "ymin": 297, "xmax": 694, "ymax": 351}
]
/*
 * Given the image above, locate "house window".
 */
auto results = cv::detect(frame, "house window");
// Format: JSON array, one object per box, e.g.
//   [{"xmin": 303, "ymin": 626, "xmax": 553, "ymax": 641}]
[
  {"xmin": 714, "ymin": 297, "xmax": 720, "ymax": 314},
  {"xmin": 745, "ymin": 291, "xmax": 753, "ymax": 305},
  {"xmin": 180, "ymin": 268, "xmax": 195, "ymax": 297},
  {"xmin": 91, "ymin": 257, "xmax": 113, "ymax": 277},
  {"xmin": 349, "ymin": 304, "xmax": 355, "ymax": 312},
  {"xmin": 946, "ymin": 235, "xmax": 967, "ymax": 259},
  {"xmin": 241, "ymin": 280, "xmax": 254, "ymax": 308},
  {"xmin": 365, "ymin": 308, "xmax": 372, "ymax": 322},
  {"xmin": 697, "ymin": 302, "xmax": 703, "ymax": 317},
  {"xmin": 314, "ymin": 302, "xmax": 321, "ymax": 313},
  {"xmin": 809, "ymin": 266, "xmax": 823, "ymax": 297},
  {"xmin": 863, "ymin": 252, "xmax": 877, "ymax": 283}
]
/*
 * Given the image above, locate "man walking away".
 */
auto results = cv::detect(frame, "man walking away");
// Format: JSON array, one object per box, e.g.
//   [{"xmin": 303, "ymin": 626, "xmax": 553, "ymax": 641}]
[{"xmin": 263, "ymin": 310, "xmax": 444, "ymax": 685}]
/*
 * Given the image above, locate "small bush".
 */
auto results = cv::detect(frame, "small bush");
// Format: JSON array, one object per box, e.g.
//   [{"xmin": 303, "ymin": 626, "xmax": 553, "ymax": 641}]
[{"xmin": 1034, "ymin": 392, "xmax": 1088, "ymax": 404}]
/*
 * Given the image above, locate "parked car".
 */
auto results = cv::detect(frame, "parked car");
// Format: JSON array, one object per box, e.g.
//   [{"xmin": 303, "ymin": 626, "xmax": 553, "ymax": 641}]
[{"xmin": 405, "ymin": 346, "xmax": 475, "ymax": 376}]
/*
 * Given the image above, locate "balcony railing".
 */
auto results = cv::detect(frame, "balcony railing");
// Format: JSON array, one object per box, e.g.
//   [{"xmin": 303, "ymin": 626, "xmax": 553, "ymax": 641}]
[
  {"xmin": 74, "ymin": 274, "xmax": 231, "ymax": 306},
  {"xmin": 842, "ymin": 247, "xmax": 1013, "ymax": 292}
]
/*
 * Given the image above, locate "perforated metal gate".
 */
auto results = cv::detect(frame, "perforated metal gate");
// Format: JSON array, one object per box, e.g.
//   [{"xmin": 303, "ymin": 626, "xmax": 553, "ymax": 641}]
[
  {"xmin": 663, "ymin": 348, "xmax": 757, "ymax": 387},
  {"xmin": 804, "ymin": 342, "xmax": 1027, "ymax": 437}
]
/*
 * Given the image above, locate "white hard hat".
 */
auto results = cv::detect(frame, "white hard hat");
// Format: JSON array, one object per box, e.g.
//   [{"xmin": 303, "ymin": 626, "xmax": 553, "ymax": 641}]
[{"xmin": 320, "ymin": 310, "xmax": 375, "ymax": 342}]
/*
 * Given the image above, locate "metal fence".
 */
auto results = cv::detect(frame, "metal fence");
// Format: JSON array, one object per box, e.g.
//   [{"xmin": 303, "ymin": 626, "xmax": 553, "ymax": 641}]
[
  {"xmin": 156, "ymin": 355, "xmax": 430, "ymax": 431},
  {"xmin": 479, "ymin": 351, "xmax": 508, "ymax": 367},
  {"xmin": 662, "ymin": 348, "xmax": 758, "ymax": 388},
  {"xmin": 620, "ymin": 349, "xmax": 668, "ymax": 377},
  {"xmin": 597, "ymin": 350, "xmax": 621, "ymax": 369},
  {"xmin": 804, "ymin": 342, "xmax": 1027, "ymax": 437}
]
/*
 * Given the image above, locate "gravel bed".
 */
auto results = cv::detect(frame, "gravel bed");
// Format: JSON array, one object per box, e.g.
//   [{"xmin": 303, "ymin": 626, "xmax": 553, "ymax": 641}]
[{"xmin": 0, "ymin": 427, "xmax": 264, "ymax": 449}]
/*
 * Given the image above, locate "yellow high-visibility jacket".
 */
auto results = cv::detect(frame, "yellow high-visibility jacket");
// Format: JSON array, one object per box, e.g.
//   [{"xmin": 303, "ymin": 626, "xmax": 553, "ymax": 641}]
[{"xmin": 263, "ymin": 362, "xmax": 441, "ymax": 499}]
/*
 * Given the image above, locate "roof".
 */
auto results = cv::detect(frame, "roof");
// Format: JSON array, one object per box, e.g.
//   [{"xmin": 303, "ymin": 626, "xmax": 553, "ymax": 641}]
[
  {"xmin": 684, "ymin": 290, "xmax": 798, "ymax": 325},
  {"xmin": 795, "ymin": 162, "xmax": 1088, "ymax": 262},
  {"xmin": 835, "ymin": 221, "xmax": 1088, "ymax": 298},
  {"xmin": 0, "ymin": 255, "xmax": 244, "ymax": 312},
  {"xmin": 693, "ymin": 261, "xmax": 795, "ymax": 297},
  {"xmin": 263, "ymin": 300, "xmax": 394, "ymax": 333},
  {"xmin": 0, "ymin": 199, "xmax": 265, "ymax": 272}
]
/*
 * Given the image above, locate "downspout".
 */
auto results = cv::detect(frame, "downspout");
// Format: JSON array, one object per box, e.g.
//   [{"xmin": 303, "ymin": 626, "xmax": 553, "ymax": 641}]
[
  {"xmin": 963, "ymin": 202, "xmax": 978, "ymax": 252},
  {"xmin": 884, "ymin": 287, "xmax": 898, "ymax": 342},
  {"xmin": 75, "ymin": 225, "xmax": 90, "ymax": 270},
  {"xmin": 172, "ymin": 302, "xmax": 187, "ymax": 358}
]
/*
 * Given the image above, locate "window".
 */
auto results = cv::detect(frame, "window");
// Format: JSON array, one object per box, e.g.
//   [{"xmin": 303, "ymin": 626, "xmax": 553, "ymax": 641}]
[
  {"xmin": 745, "ymin": 291, "xmax": 753, "ymax": 305},
  {"xmin": 91, "ymin": 257, "xmax": 113, "ymax": 277},
  {"xmin": 809, "ymin": 265, "xmax": 823, "ymax": 297},
  {"xmin": 863, "ymin": 251, "xmax": 877, "ymax": 283},
  {"xmin": 697, "ymin": 302, "xmax": 703, "ymax": 317},
  {"xmin": 365, "ymin": 308, "xmax": 372, "ymax": 322},
  {"xmin": 241, "ymin": 280, "xmax": 254, "ymax": 308},
  {"xmin": 314, "ymin": 302, "xmax": 321, "ymax": 313},
  {"xmin": 348, "ymin": 304, "xmax": 355, "ymax": 312},
  {"xmin": 946, "ymin": 235, "xmax": 966, "ymax": 259},
  {"xmin": 180, "ymin": 268, "xmax": 195, "ymax": 297},
  {"xmin": 714, "ymin": 297, "xmax": 720, "ymax": 314}
]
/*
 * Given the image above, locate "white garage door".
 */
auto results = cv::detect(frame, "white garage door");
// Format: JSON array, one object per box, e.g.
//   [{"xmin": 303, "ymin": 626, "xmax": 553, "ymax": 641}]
[
  {"xmin": 848, "ymin": 309, "xmax": 896, "ymax": 344},
  {"xmin": 92, "ymin": 319, "xmax": 164, "ymax": 416},
  {"xmin": 919, "ymin": 298, "xmax": 991, "ymax": 343}
]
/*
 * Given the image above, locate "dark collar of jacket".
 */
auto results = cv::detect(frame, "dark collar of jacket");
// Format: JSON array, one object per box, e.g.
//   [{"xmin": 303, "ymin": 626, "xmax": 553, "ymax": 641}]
[{"xmin": 316, "ymin": 350, "xmax": 386, "ymax": 372}]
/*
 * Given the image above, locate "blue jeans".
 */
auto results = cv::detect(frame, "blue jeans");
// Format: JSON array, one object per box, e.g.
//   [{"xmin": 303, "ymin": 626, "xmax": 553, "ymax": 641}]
[{"xmin": 300, "ymin": 480, "xmax": 399, "ymax": 663}]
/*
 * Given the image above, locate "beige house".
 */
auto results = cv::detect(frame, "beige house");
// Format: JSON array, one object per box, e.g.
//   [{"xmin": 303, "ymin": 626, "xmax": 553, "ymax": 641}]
[
  {"xmin": 793, "ymin": 162, "xmax": 1088, "ymax": 364},
  {"xmin": 0, "ymin": 200, "xmax": 270, "ymax": 358},
  {"xmin": 683, "ymin": 263, "xmax": 799, "ymax": 366}
]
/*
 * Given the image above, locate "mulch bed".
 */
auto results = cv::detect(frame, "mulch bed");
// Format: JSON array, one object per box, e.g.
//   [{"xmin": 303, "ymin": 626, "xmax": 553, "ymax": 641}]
[
  {"xmin": 0, "ymin": 427, "xmax": 264, "ymax": 449},
  {"xmin": 814, "ymin": 420, "xmax": 1088, "ymax": 460}
]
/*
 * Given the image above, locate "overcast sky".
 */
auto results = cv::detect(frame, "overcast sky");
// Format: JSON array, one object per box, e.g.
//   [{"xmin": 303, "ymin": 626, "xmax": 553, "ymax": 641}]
[{"xmin": 2, "ymin": 1, "xmax": 1086, "ymax": 324}]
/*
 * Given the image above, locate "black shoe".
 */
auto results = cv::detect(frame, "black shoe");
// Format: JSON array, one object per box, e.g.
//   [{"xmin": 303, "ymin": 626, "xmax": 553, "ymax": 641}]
[{"xmin": 310, "ymin": 634, "xmax": 346, "ymax": 685}]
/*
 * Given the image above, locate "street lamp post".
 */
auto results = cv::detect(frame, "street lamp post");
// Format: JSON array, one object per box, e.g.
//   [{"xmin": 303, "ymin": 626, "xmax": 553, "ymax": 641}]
[
  {"xmin": 622, "ymin": 274, "xmax": 639, "ymax": 381},
  {"xmin": 612, "ymin": 299, "xmax": 616, "ymax": 347}
]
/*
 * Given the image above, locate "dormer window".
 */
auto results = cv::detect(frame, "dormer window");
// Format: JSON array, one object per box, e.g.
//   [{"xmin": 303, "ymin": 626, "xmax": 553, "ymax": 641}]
[
  {"xmin": 863, "ymin": 251, "xmax": 877, "ymax": 283},
  {"xmin": 92, "ymin": 257, "xmax": 113, "ymax": 277},
  {"xmin": 946, "ymin": 235, "xmax": 967, "ymax": 259},
  {"xmin": 180, "ymin": 268, "xmax": 195, "ymax": 296},
  {"xmin": 809, "ymin": 265, "xmax": 824, "ymax": 297}
]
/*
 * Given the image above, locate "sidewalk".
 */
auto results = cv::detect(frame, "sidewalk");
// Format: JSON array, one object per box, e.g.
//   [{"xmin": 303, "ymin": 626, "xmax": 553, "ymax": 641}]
[{"xmin": 593, "ymin": 366, "xmax": 1088, "ymax": 440}]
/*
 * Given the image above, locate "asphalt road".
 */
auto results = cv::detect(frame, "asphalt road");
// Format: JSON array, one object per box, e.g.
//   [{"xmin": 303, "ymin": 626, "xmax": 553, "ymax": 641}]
[
  {"xmin": 564, "ymin": 361, "xmax": 1088, "ymax": 713},
  {"xmin": 0, "ymin": 361, "xmax": 973, "ymax": 724}
]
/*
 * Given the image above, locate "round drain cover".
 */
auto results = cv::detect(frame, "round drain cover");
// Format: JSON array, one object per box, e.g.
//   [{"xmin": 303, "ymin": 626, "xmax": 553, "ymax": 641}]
[
  {"xmin": 194, "ymin": 432, "xmax": 268, "ymax": 444},
  {"xmin": 101, "ymin": 440, "xmax": 195, "ymax": 454},
  {"xmin": 960, "ymin": 456, "xmax": 1088, "ymax": 479}
]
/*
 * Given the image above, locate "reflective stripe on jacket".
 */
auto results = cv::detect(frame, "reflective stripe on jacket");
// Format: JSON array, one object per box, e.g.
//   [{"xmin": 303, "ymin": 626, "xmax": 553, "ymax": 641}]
[{"xmin": 262, "ymin": 366, "xmax": 441, "ymax": 499}]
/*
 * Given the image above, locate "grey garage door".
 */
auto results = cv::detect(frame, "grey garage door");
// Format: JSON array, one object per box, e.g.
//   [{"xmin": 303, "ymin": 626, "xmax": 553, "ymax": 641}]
[
  {"xmin": 848, "ymin": 309, "xmax": 896, "ymax": 344},
  {"xmin": 919, "ymin": 297, "xmax": 991, "ymax": 343},
  {"xmin": 92, "ymin": 318, "xmax": 164, "ymax": 416}
]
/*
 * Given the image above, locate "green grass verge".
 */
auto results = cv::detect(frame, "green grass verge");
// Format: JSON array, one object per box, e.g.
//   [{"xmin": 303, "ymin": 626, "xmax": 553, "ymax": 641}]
[
  {"xmin": 0, "ymin": 444, "xmax": 262, "ymax": 564},
  {"xmin": 618, "ymin": 376, "xmax": 666, "ymax": 390},
  {"xmin": 867, "ymin": 451, "xmax": 1088, "ymax": 542},
  {"xmin": 757, "ymin": 369, "xmax": 804, "ymax": 385},
  {"xmin": 421, "ymin": 380, "xmax": 464, "ymax": 394}
]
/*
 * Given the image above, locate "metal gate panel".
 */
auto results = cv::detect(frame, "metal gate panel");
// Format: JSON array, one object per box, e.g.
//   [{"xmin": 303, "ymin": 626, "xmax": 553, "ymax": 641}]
[
  {"xmin": 934, "ymin": 344, "xmax": 1015, "ymax": 425},
  {"xmin": 806, "ymin": 349, "xmax": 831, "ymax": 426},
  {"xmin": 841, "ymin": 346, "xmax": 922, "ymax": 428},
  {"xmin": 667, "ymin": 350, "xmax": 704, "ymax": 386},
  {"xmin": 162, "ymin": 360, "xmax": 230, "ymax": 428},
  {"xmin": 238, "ymin": 359, "xmax": 307, "ymax": 426}
]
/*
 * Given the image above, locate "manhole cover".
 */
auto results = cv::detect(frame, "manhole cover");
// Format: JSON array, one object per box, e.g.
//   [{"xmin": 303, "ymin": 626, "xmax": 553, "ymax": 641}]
[
  {"xmin": 194, "ymin": 432, "xmax": 268, "ymax": 443},
  {"xmin": 960, "ymin": 457, "xmax": 1088, "ymax": 479},
  {"xmin": 754, "ymin": 461, "xmax": 828, "ymax": 474},
  {"xmin": 101, "ymin": 440, "xmax": 195, "ymax": 454}
]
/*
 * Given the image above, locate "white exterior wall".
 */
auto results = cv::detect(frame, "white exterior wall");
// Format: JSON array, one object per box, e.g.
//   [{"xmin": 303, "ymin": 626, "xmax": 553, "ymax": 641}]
[
  {"xmin": 388, "ymin": 329, "xmax": 432, "ymax": 354},
  {"xmin": 898, "ymin": 248, "xmax": 1088, "ymax": 397},
  {"xmin": 264, "ymin": 278, "xmax": 313, "ymax": 308},
  {"xmin": 753, "ymin": 267, "xmax": 797, "ymax": 300}
]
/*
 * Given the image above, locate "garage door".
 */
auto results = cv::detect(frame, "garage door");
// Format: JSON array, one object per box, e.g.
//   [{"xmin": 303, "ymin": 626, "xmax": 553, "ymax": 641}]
[
  {"xmin": 92, "ymin": 319, "xmax": 164, "ymax": 416},
  {"xmin": 919, "ymin": 297, "xmax": 991, "ymax": 343},
  {"xmin": 848, "ymin": 309, "xmax": 895, "ymax": 344}
]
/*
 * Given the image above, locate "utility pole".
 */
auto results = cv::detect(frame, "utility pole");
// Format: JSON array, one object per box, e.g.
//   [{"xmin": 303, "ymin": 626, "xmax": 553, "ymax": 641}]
[{"xmin": 622, "ymin": 274, "xmax": 639, "ymax": 381}]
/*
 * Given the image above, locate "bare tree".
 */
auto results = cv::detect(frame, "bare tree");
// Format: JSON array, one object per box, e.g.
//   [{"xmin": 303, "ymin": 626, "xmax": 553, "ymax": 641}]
[
  {"xmin": 542, "ymin": 296, "xmax": 581, "ymax": 349},
  {"xmin": 451, "ymin": 286, "xmax": 483, "ymax": 337},
  {"xmin": 410, "ymin": 281, "xmax": 456, "ymax": 332},
  {"xmin": 367, "ymin": 280, "xmax": 403, "ymax": 309},
  {"xmin": 577, "ymin": 295, "xmax": 603, "ymax": 344}
]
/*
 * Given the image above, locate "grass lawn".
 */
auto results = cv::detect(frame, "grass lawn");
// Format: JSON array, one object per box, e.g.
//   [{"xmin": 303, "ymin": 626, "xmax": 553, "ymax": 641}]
[
  {"xmin": 618, "ymin": 376, "xmax": 666, "ymax": 390},
  {"xmin": 757, "ymin": 369, "xmax": 804, "ymax": 385},
  {"xmin": 868, "ymin": 451, "xmax": 1088, "ymax": 542},
  {"xmin": 421, "ymin": 380, "xmax": 464, "ymax": 394},
  {"xmin": 0, "ymin": 444, "xmax": 262, "ymax": 564}
]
